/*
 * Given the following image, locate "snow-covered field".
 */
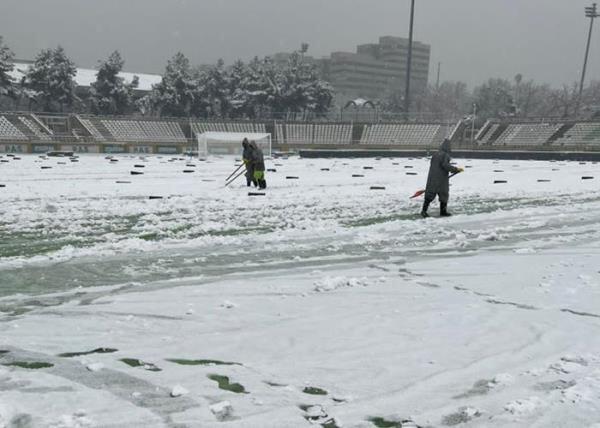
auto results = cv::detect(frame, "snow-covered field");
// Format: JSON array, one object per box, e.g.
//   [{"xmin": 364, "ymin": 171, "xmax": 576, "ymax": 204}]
[{"xmin": 1, "ymin": 153, "xmax": 600, "ymax": 427}]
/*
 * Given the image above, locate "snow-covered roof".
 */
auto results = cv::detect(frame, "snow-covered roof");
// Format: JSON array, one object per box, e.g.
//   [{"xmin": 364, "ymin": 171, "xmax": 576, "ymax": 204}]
[{"xmin": 8, "ymin": 62, "xmax": 162, "ymax": 92}]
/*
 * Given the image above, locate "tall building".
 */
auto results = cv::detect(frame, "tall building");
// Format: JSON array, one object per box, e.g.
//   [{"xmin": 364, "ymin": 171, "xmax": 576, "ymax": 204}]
[{"xmin": 323, "ymin": 36, "xmax": 430, "ymax": 105}]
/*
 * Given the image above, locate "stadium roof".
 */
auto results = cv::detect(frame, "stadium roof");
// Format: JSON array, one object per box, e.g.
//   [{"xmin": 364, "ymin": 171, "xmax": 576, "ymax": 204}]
[{"xmin": 8, "ymin": 62, "xmax": 162, "ymax": 92}]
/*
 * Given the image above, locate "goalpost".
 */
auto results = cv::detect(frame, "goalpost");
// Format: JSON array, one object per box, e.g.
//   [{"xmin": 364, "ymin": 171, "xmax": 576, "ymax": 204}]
[{"xmin": 197, "ymin": 132, "xmax": 272, "ymax": 158}]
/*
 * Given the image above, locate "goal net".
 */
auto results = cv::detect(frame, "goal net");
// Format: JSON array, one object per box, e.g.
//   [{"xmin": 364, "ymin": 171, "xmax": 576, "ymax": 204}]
[{"xmin": 197, "ymin": 132, "xmax": 272, "ymax": 158}]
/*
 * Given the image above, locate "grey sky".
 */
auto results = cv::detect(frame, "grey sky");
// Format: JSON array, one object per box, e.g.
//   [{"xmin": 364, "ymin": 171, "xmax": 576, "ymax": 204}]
[{"xmin": 1, "ymin": 0, "xmax": 597, "ymax": 88}]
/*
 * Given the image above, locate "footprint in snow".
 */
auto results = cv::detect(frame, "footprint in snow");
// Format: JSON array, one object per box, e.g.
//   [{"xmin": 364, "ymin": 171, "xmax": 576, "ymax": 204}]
[{"xmin": 441, "ymin": 407, "xmax": 482, "ymax": 426}]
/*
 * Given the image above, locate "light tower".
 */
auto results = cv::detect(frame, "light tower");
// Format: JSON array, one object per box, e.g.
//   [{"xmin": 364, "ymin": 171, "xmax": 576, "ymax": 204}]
[
  {"xmin": 577, "ymin": 3, "xmax": 599, "ymax": 116},
  {"xmin": 404, "ymin": 0, "xmax": 416, "ymax": 119}
]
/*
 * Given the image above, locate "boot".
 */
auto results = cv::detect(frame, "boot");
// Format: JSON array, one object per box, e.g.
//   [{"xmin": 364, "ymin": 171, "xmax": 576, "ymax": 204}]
[
  {"xmin": 259, "ymin": 179, "xmax": 267, "ymax": 189},
  {"xmin": 246, "ymin": 179, "xmax": 251, "ymax": 187},
  {"xmin": 440, "ymin": 202, "xmax": 452, "ymax": 217},
  {"xmin": 421, "ymin": 200, "xmax": 431, "ymax": 218}
]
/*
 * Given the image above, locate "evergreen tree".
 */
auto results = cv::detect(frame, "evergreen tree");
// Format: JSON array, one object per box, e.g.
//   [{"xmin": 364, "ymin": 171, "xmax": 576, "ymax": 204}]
[
  {"xmin": 201, "ymin": 59, "xmax": 231, "ymax": 118},
  {"xmin": 245, "ymin": 56, "xmax": 277, "ymax": 118},
  {"xmin": 151, "ymin": 52, "xmax": 196, "ymax": 117},
  {"xmin": 0, "ymin": 36, "xmax": 18, "ymax": 100},
  {"xmin": 228, "ymin": 60, "xmax": 251, "ymax": 118},
  {"xmin": 90, "ymin": 51, "xmax": 137, "ymax": 115},
  {"xmin": 275, "ymin": 51, "xmax": 333, "ymax": 118},
  {"xmin": 25, "ymin": 46, "xmax": 77, "ymax": 112}
]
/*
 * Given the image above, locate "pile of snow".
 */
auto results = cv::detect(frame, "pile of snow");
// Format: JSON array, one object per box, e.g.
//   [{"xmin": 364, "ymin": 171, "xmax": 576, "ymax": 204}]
[
  {"xmin": 209, "ymin": 401, "xmax": 233, "ymax": 421},
  {"xmin": 170, "ymin": 385, "xmax": 189, "ymax": 397},
  {"xmin": 313, "ymin": 276, "xmax": 369, "ymax": 292},
  {"xmin": 504, "ymin": 396, "xmax": 545, "ymax": 415}
]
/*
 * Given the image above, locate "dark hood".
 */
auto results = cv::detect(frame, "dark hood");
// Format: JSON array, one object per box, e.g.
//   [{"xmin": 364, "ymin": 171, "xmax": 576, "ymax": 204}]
[{"xmin": 440, "ymin": 139, "xmax": 452, "ymax": 154}]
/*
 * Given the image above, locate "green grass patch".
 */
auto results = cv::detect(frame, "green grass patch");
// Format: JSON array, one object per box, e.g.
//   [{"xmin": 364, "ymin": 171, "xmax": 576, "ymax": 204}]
[
  {"xmin": 58, "ymin": 347, "xmax": 118, "ymax": 358},
  {"xmin": 120, "ymin": 358, "xmax": 161, "ymax": 371},
  {"xmin": 207, "ymin": 374, "xmax": 248, "ymax": 394},
  {"xmin": 303, "ymin": 386, "xmax": 328, "ymax": 395},
  {"xmin": 367, "ymin": 417, "xmax": 402, "ymax": 428},
  {"xmin": 167, "ymin": 358, "xmax": 240, "ymax": 366},
  {"xmin": 4, "ymin": 361, "xmax": 53, "ymax": 369},
  {"xmin": 139, "ymin": 232, "xmax": 160, "ymax": 241}
]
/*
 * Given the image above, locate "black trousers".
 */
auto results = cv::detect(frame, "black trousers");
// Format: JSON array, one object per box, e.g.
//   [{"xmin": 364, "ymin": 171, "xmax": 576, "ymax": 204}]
[{"xmin": 424, "ymin": 191, "xmax": 449, "ymax": 204}]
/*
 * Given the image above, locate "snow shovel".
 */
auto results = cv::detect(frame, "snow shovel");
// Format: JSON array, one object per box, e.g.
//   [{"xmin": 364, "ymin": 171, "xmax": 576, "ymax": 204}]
[
  {"xmin": 225, "ymin": 163, "xmax": 245, "ymax": 181},
  {"xmin": 409, "ymin": 171, "xmax": 462, "ymax": 199},
  {"xmin": 225, "ymin": 168, "xmax": 247, "ymax": 187}
]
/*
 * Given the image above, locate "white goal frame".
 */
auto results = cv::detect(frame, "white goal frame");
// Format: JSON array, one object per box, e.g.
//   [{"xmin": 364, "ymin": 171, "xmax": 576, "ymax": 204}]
[{"xmin": 197, "ymin": 132, "xmax": 272, "ymax": 158}]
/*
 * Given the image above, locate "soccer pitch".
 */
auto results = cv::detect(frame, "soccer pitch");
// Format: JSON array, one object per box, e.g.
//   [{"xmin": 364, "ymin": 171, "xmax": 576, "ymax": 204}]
[{"xmin": 1, "ymin": 153, "xmax": 600, "ymax": 427}]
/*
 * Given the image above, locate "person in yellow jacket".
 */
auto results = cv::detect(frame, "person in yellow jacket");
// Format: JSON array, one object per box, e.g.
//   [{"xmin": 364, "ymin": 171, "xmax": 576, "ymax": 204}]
[
  {"xmin": 249, "ymin": 140, "xmax": 266, "ymax": 189},
  {"xmin": 242, "ymin": 138, "xmax": 256, "ymax": 187}
]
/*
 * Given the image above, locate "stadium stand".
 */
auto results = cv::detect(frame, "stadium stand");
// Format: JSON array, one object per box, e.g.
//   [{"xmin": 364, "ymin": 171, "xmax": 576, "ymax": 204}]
[
  {"xmin": 360, "ymin": 123, "xmax": 442, "ymax": 146},
  {"xmin": 18, "ymin": 116, "xmax": 52, "ymax": 140},
  {"xmin": 285, "ymin": 124, "xmax": 314, "ymax": 144},
  {"xmin": 76, "ymin": 117, "xmax": 106, "ymax": 141},
  {"xmin": 191, "ymin": 122, "xmax": 228, "ymax": 135},
  {"xmin": 313, "ymin": 124, "xmax": 352, "ymax": 144},
  {"xmin": 492, "ymin": 123, "xmax": 563, "ymax": 147},
  {"xmin": 100, "ymin": 119, "xmax": 186, "ymax": 143},
  {"xmin": 255, "ymin": 123, "xmax": 267, "ymax": 134},
  {"xmin": 138, "ymin": 121, "xmax": 186, "ymax": 142},
  {"xmin": 74, "ymin": 116, "xmax": 112, "ymax": 141},
  {"xmin": 275, "ymin": 123, "xmax": 285, "ymax": 144},
  {"xmin": 226, "ymin": 122, "xmax": 255, "ymax": 133},
  {"xmin": 6, "ymin": 110, "xmax": 600, "ymax": 152},
  {"xmin": 477, "ymin": 123, "xmax": 500, "ymax": 145},
  {"xmin": 0, "ymin": 115, "xmax": 28, "ymax": 140},
  {"xmin": 101, "ymin": 120, "xmax": 145, "ymax": 142},
  {"xmin": 554, "ymin": 122, "xmax": 600, "ymax": 147}
]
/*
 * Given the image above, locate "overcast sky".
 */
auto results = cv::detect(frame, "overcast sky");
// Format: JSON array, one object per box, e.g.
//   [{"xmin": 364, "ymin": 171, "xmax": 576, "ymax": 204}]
[{"xmin": 1, "ymin": 0, "xmax": 598, "ymax": 88}]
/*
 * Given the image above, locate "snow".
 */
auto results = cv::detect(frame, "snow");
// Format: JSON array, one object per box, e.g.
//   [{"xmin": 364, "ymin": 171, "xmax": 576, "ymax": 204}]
[
  {"xmin": 1, "ymin": 154, "xmax": 600, "ymax": 426},
  {"xmin": 84, "ymin": 362, "xmax": 104, "ymax": 372},
  {"xmin": 170, "ymin": 385, "xmax": 189, "ymax": 397},
  {"xmin": 9, "ymin": 62, "xmax": 161, "ymax": 91},
  {"xmin": 209, "ymin": 401, "xmax": 233, "ymax": 421}
]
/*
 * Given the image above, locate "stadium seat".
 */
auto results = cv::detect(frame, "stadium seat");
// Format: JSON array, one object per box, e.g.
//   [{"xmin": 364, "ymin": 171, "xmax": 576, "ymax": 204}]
[
  {"xmin": 360, "ymin": 123, "xmax": 441, "ymax": 146},
  {"xmin": 554, "ymin": 123, "xmax": 600, "ymax": 147},
  {"xmin": 0, "ymin": 115, "xmax": 28, "ymax": 141},
  {"xmin": 18, "ymin": 116, "xmax": 52, "ymax": 140},
  {"xmin": 492, "ymin": 123, "xmax": 562, "ymax": 147}
]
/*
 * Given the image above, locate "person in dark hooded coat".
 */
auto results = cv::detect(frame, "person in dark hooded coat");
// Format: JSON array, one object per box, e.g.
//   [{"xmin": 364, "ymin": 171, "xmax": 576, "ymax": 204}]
[
  {"xmin": 242, "ymin": 138, "xmax": 256, "ymax": 187},
  {"xmin": 421, "ymin": 139, "xmax": 463, "ymax": 218},
  {"xmin": 249, "ymin": 140, "xmax": 267, "ymax": 189}
]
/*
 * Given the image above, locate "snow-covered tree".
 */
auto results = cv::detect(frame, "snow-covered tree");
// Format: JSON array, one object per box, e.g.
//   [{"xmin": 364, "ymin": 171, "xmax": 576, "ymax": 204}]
[
  {"xmin": 472, "ymin": 78, "xmax": 516, "ymax": 120},
  {"xmin": 24, "ymin": 46, "xmax": 77, "ymax": 112},
  {"xmin": 242, "ymin": 57, "xmax": 271, "ymax": 118},
  {"xmin": 89, "ymin": 51, "xmax": 137, "ymax": 115},
  {"xmin": 151, "ymin": 52, "xmax": 196, "ymax": 117},
  {"xmin": 273, "ymin": 51, "xmax": 333, "ymax": 118},
  {"xmin": 198, "ymin": 59, "xmax": 231, "ymax": 118},
  {"xmin": 228, "ymin": 60, "xmax": 251, "ymax": 118},
  {"xmin": 0, "ymin": 36, "xmax": 18, "ymax": 100}
]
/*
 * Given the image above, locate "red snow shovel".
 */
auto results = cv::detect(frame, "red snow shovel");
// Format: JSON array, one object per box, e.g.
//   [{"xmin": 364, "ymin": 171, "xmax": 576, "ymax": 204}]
[{"xmin": 409, "ymin": 171, "xmax": 462, "ymax": 199}]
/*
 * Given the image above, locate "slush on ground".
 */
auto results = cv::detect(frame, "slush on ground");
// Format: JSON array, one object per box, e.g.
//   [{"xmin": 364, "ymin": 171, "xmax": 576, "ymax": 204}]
[{"xmin": 1, "ymin": 154, "xmax": 600, "ymax": 427}]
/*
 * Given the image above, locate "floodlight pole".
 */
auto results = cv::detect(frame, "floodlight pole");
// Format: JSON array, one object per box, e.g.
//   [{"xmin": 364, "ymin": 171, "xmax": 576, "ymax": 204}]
[
  {"xmin": 404, "ymin": 0, "xmax": 415, "ymax": 120},
  {"xmin": 471, "ymin": 103, "xmax": 477, "ymax": 144},
  {"xmin": 577, "ymin": 3, "xmax": 599, "ymax": 117}
]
